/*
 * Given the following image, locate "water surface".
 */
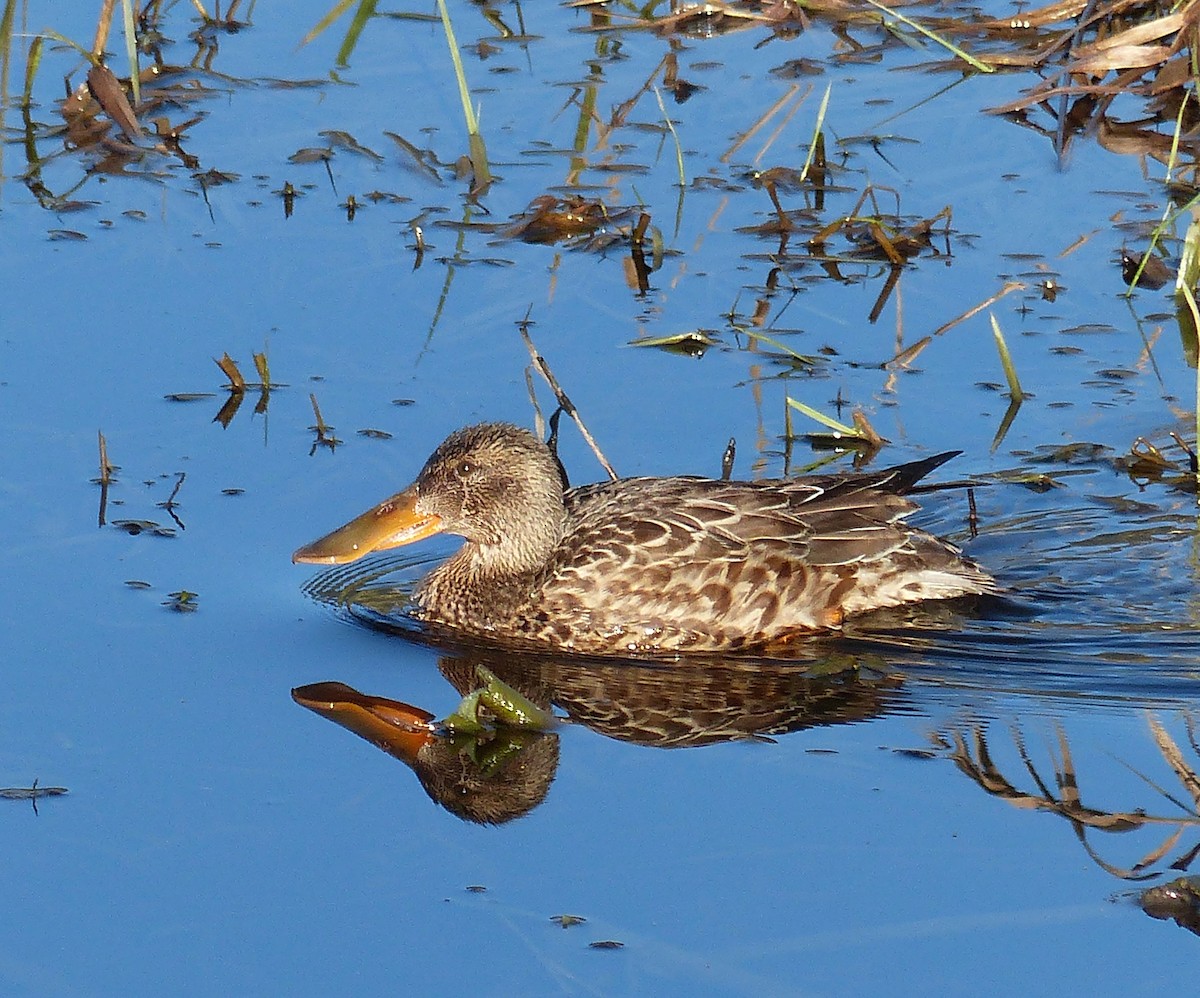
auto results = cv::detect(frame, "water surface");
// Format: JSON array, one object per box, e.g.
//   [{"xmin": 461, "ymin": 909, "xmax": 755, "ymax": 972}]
[{"xmin": 1, "ymin": 2, "xmax": 1198, "ymax": 994}]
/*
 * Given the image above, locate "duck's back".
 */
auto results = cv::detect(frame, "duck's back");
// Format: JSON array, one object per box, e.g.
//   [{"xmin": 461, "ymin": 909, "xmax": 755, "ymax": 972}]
[{"xmin": 519, "ymin": 473, "xmax": 993, "ymax": 653}]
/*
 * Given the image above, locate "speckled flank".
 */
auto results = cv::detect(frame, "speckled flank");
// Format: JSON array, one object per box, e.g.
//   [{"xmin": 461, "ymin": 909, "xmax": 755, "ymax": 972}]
[{"xmin": 392, "ymin": 423, "xmax": 997, "ymax": 656}]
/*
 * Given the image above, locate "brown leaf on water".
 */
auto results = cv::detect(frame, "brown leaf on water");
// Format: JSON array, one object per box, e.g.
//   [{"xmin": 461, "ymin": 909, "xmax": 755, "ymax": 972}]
[
  {"xmin": 1121, "ymin": 248, "xmax": 1173, "ymax": 290},
  {"xmin": 503, "ymin": 195, "xmax": 611, "ymax": 245},
  {"xmin": 384, "ymin": 132, "xmax": 444, "ymax": 184},
  {"xmin": 289, "ymin": 147, "xmax": 333, "ymax": 164},
  {"xmin": 215, "ymin": 353, "xmax": 246, "ymax": 391},
  {"xmin": 851, "ymin": 410, "xmax": 885, "ymax": 449},
  {"xmin": 319, "ymin": 130, "xmax": 384, "ymax": 162},
  {"xmin": 86, "ymin": 64, "xmax": 142, "ymax": 140},
  {"xmin": 1070, "ymin": 43, "xmax": 1172, "ymax": 76}
]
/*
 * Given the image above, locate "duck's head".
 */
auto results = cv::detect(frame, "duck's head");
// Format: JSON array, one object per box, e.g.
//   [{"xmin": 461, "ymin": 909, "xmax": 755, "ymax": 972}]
[{"xmin": 292, "ymin": 422, "xmax": 568, "ymax": 569}]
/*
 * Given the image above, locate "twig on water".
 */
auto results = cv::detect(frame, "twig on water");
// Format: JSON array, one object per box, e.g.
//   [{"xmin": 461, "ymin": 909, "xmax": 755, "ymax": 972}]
[
  {"xmin": 0, "ymin": 777, "xmax": 68, "ymax": 816},
  {"xmin": 157, "ymin": 472, "xmax": 187, "ymax": 530},
  {"xmin": 308, "ymin": 393, "xmax": 342, "ymax": 455},
  {"xmin": 97, "ymin": 430, "xmax": 114, "ymax": 526}
]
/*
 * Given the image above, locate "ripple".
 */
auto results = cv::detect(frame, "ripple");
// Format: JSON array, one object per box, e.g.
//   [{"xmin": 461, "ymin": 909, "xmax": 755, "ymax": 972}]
[{"xmin": 297, "ymin": 470, "xmax": 1200, "ymax": 708}]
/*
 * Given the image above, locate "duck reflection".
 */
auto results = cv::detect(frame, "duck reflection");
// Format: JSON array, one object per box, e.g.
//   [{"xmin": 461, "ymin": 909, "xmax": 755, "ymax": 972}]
[{"xmin": 293, "ymin": 646, "xmax": 904, "ymax": 825}]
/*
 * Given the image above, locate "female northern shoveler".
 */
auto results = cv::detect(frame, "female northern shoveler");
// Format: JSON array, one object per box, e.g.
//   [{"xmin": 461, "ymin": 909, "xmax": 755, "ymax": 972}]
[{"xmin": 293, "ymin": 422, "xmax": 995, "ymax": 655}]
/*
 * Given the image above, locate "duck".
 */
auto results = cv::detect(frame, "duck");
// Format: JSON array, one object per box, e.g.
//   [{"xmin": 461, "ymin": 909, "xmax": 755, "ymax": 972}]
[{"xmin": 293, "ymin": 422, "xmax": 996, "ymax": 655}]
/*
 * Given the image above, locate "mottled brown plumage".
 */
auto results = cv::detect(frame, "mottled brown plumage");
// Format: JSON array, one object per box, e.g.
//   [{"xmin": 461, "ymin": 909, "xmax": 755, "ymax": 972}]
[{"xmin": 294, "ymin": 422, "xmax": 996, "ymax": 655}]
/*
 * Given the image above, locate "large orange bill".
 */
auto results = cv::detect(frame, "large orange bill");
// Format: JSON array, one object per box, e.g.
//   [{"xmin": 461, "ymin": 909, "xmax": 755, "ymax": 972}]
[{"xmin": 292, "ymin": 486, "xmax": 443, "ymax": 565}]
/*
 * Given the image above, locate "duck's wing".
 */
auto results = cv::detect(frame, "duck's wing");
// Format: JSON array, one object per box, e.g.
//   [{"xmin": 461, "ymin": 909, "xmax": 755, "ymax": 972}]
[
  {"xmin": 560, "ymin": 475, "xmax": 924, "ymax": 568},
  {"xmin": 539, "ymin": 476, "xmax": 987, "ymax": 643}
]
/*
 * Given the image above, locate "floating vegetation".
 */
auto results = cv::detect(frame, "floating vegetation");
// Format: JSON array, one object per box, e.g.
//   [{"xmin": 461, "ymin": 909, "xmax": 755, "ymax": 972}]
[
  {"xmin": 785, "ymin": 398, "xmax": 885, "ymax": 454},
  {"xmin": 1117, "ymin": 435, "xmax": 1198, "ymax": 494},
  {"xmin": 630, "ymin": 330, "xmax": 719, "ymax": 357},
  {"xmin": 199, "ymin": 352, "xmax": 285, "ymax": 429},
  {"xmin": 111, "ymin": 519, "xmax": 176, "ymax": 538},
  {"xmin": 308, "ymin": 393, "xmax": 342, "ymax": 454},
  {"xmin": 94, "ymin": 430, "xmax": 117, "ymax": 526},
  {"xmin": 499, "ymin": 195, "xmax": 647, "ymax": 250},
  {"xmin": 1136, "ymin": 877, "xmax": 1200, "ymax": 937},
  {"xmin": 0, "ymin": 779, "xmax": 68, "ymax": 815},
  {"xmin": 164, "ymin": 392, "xmax": 217, "ymax": 403},
  {"xmin": 155, "ymin": 472, "xmax": 187, "ymax": 531},
  {"xmin": 163, "ymin": 590, "xmax": 199, "ymax": 612}
]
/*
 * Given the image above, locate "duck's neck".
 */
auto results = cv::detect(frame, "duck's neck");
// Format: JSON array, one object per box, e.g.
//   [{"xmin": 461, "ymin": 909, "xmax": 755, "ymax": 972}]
[{"xmin": 417, "ymin": 509, "xmax": 567, "ymax": 628}]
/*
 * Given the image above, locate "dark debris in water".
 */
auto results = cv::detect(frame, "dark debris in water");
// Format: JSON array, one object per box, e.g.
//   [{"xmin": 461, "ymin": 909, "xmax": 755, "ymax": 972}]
[
  {"xmin": 891, "ymin": 747, "xmax": 939, "ymax": 760},
  {"xmin": 1, "ymin": 778, "xmax": 68, "ymax": 815},
  {"xmin": 112, "ymin": 519, "xmax": 177, "ymax": 538},
  {"xmin": 1137, "ymin": 877, "xmax": 1200, "ymax": 937},
  {"xmin": 498, "ymin": 195, "xmax": 646, "ymax": 250},
  {"xmin": 1116, "ymin": 436, "xmax": 1199, "ymax": 493}
]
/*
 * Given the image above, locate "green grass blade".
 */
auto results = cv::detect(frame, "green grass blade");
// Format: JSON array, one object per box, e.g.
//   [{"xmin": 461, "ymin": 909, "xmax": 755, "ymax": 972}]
[
  {"xmin": 989, "ymin": 313, "xmax": 1026, "ymax": 400},
  {"xmin": 22, "ymin": 35, "xmax": 44, "ymax": 107},
  {"xmin": 300, "ymin": 0, "xmax": 357, "ymax": 49},
  {"xmin": 800, "ymin": 83, "xmax": 831, "ymax": 183},
  {"xmin": 336, "ymin": 0, "xmax": 378, "ymax": 68},
  {"xmin": 121, "ymin": 0, "xmax": 139, "ymax": 105},
  {"xmin": 652, "ymin": 85, "xmax": 685, "ymax": 188},
  {"xmin": 861, "ymin": 0, "xmax": 993, "ymax": 74},
  {"xmin": 786, "ymin": 397, "xmax": 858, "ymax": 436},
  {"xmin": 436, "ymin": 0, "xmax": 490, "ymax": 187}
]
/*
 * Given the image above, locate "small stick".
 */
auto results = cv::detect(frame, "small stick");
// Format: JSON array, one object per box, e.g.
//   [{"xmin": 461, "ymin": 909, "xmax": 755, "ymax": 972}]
[
  {"xmin": 309, "ymin": 393, "xmax": 329, "ymax": 435},
  {"xmin": 1169, "ymin": 432, "xmax": 1198, "ymax": 473},
  {"xmin": 931, "ymin": 282, "xmax": 1024, "ymax": 338},
  {"xmin": 159, "ymin": 473, "xmax": 187, "ymax": 531},
  {"xmin": 967, "ymin": 487, "xmax": 979, "ymax": 539},
  {"xmin": 308, "ymin": 394, "xmax": 341, "ymax": 454},
  {"xmin": 163, "ymin": 471, "xmax": 185, "ymax": 508},
  {"xmin": 524, "ymin": 367, "xmax": 545, "ymax": 440},
  {"xmin": 97, "ymin": 430, "xmax": 112, "ymax": 527},
  {"xmin": 518, "ymin": 319, "xmax": 618, "ymax": 481},
  {"xmin": 411, "ymin": 223, "xmax": 426, "ymax": 271},
  {"xmin": 92, "ymin": 0, "xmax": 116, "ymax": 59},
  {"xmin": 546, "ymin": 409, "xmax": 570, "ymax": 489},
  {"xmin": 98, "ymin": 430, "xmax": 112, "ymax": 485}
]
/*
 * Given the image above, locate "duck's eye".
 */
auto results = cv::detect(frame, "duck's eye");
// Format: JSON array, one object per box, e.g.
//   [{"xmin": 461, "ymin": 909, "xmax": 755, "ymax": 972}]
[{"xmin": 456, "ymin": 459, "xmax": 475, "ymax": 477}]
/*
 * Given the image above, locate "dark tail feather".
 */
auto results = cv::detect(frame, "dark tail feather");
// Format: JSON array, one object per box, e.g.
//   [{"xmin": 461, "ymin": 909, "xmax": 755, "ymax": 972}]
[{"xmin": 851, "ymin": 451, "xmax": 962, "ymax": 495}]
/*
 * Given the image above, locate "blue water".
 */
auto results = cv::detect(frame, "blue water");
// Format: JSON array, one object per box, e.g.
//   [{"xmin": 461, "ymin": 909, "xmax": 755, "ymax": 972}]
[{"xmin": 1, "ymin": 2, "xmax": 1198, "ymax": 994}]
